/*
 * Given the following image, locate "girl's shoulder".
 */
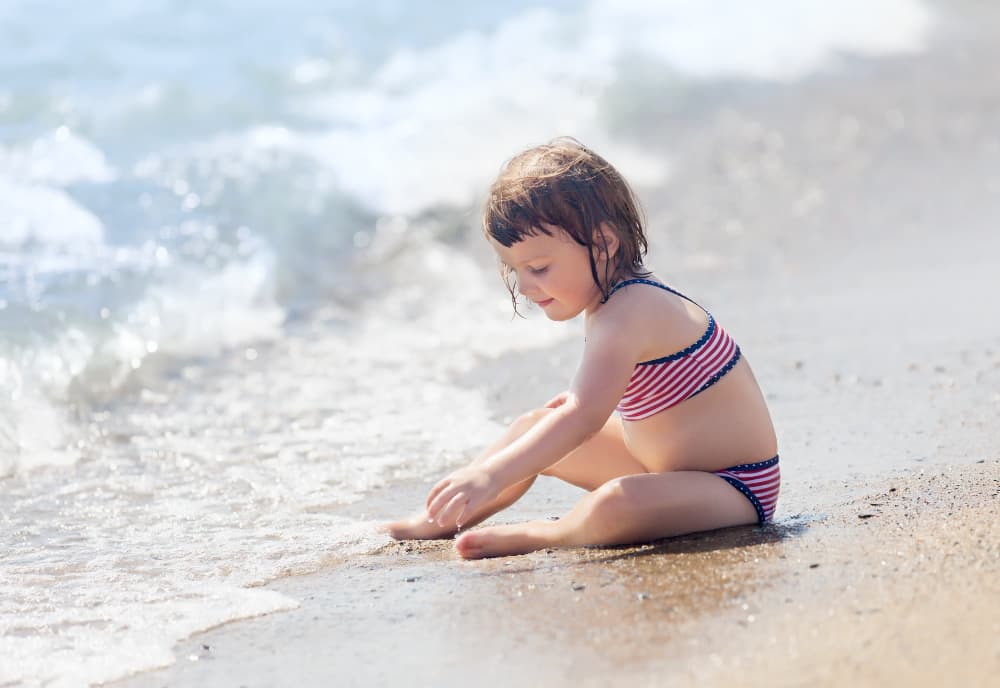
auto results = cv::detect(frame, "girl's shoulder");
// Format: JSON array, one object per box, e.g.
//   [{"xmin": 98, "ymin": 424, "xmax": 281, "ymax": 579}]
[
  {"xmin": 596, "ymin": 276, "xmax": 699, "ymax": 323},
  {"xmin": 590, "ymin": 276, "xmax": 713, "ymax": 360}
]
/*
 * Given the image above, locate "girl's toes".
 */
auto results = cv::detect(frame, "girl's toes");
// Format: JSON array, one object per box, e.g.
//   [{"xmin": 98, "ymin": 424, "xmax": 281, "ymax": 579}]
[{"xmin": 455, "ymin": 531, "xmax": 484, "ymax": 558}]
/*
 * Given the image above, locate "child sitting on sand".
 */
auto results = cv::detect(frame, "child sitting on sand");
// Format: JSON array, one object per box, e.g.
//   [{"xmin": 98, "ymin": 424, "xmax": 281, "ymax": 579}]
[{"xmin": 385, "ymin": 138, "xmax": 779, "ymax": 559}]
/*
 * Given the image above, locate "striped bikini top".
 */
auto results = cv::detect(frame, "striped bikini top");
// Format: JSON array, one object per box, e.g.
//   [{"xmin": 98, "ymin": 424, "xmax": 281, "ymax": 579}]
[{"xmin": 610, "ymin": 279, "xmax": 742, "ymax": 421}]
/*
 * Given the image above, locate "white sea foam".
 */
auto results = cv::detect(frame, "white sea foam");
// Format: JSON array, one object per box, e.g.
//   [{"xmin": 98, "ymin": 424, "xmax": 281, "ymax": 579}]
[
  {"xmin": 0, "ymin": 178, "xmax": 105, "ymax": 247},
  {"xmin": 0, "ymin": 126, "xmax": 116, "ymax": 186},
  {"xmin": 0, "ymin": 129, "xmax": 112, "ymax": 250},
  {"xmin": 0, "ymin": 518, "xmax": 379, "ymax": 687},
  {"xmin": 584, "ymin": 0, "xmax": 931, "ymax": 82},
  {"xmin": 0, "ymin": 338, "xmax": 87, "ymax": 477},
  {"xmin": 0, "ymin": 242, "xmax": 568, "ymax": 687},
  {"xmin": 135, "ymin": 254, "xmax": 285, "ymax": 359},
  {"xmin": 290, "ymin": 6, "xmax": 668, "ymax": 215},
  {"xmin": 278, "ymin": 0, "xmax": 930, "ymax": 215},
  {"xmin": 0, "ymin": 251, "xmax": 286, "ymax": 476}
]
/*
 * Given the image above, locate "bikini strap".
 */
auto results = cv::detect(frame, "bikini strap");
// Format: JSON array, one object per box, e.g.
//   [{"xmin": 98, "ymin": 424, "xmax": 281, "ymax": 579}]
[{"xmin": 604, "ymin": 278, "xmax": 708, "ymax": 312}]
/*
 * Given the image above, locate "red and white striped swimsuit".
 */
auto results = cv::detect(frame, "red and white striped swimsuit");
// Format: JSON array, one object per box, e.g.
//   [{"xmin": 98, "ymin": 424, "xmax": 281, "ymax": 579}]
[
  {"xmin": 608, "ymin": 279, "xmax": 780, "ymax": 523},
  {"xmin": 714, "ymin": 457, "xmax": 781, "ymax": 523},
  {"xmin": 611, "ymin": 279, "xmax": 742, "ymax": 421}
]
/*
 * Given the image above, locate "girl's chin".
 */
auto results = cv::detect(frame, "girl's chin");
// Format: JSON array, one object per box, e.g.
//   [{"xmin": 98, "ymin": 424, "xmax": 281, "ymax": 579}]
[{"xmin": 544, "ymin": 307, "xmax": 581, "ymax": 322}]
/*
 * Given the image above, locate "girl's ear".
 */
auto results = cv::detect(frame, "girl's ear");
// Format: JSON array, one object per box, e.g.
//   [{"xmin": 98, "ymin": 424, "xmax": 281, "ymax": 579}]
[{"xmin": 593, "ymin": 222, "xmax": 620, "ymax": 259}]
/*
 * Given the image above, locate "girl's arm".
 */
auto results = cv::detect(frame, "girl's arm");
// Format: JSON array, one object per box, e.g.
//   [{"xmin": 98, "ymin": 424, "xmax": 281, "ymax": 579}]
[{"xmin": 426, "ymin": 304, "xmax": 645, "ymax": 526}]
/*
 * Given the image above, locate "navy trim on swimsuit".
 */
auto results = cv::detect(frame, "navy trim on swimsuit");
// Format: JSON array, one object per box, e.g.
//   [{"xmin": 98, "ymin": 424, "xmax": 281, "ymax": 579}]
[
  {"xmin": 607, "ymin": 278, "xmax": 723, "ymax": 368},
  {"xmin": 688, "ymin": 347, "xmax": 742, "ymax": 398},
  {"xmin": 722, "ymin": 456, "xmax": 779, "ymax": 472},
  {"xmin": 609, "ymin": 276, "xmax": 743, "ymax": 411},
  {"xmin": 717, "ymin": 456, "xmax": 779, "ymax": 525},
  {"xmin": 637, "ymin": 316, "xmax": 716, "ymax": 365},
  {"xmin": 606, "ymin": 278, "xmax": 707, "ymax": 311},
  {"xmin": 718, "ymin": 475, "xmax": 768, "ymax": 524}
]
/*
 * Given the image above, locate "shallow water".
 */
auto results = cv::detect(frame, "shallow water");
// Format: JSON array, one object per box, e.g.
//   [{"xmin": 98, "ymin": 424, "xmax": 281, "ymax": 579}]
[{"xmin": 0, "ymin": 1, "xmax": 934, "ymax": 685}]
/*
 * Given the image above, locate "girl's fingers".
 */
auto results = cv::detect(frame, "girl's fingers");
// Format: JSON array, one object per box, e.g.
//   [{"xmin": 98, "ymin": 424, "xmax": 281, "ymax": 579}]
[
  {"xmin": 426, "ymin": 491, "xmax": 445, "ymax": 521},
  {"xmin": 425, "ymin": 478, "xmax": 450, "ymax": 511},
  {"xmin": 427, "ymin": 484, "xmax": 457, "ymax": 522},
  {"xmin": 436, "ymin": 492, "xmax": 469, "ymax": 527},
  {"xmin": 454, "ymin": 497, "xmax": 474, "ymax": 529}
]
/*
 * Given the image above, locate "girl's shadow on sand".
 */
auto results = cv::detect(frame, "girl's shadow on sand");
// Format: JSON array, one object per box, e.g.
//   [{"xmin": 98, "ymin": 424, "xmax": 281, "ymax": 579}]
[
  {"xmin": 604, "ymin": 518, "xmax": 810, "ymax": 558},
  {"xmin": 493, "ymin": 517, "xmax": 813, "ymax": 575}
]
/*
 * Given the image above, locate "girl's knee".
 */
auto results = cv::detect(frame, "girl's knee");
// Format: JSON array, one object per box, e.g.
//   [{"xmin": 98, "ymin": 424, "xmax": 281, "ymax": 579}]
[
  {"xmin": 588, "ymin": 477, "xmax": 632, "ymax": 519},
  {"xmin": 557, "ymin": 477, "xmax": 634, "ymax": 545}
]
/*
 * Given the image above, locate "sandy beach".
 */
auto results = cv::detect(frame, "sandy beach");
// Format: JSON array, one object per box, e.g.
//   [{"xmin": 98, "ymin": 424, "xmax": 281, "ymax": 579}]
[
  {"xmin": 117, "ymin": 3, "xmax": 1000, "ymax": 686},
  {"xmin": 121, "ymin": 463, "xmax": 997, "ymax": 688}
]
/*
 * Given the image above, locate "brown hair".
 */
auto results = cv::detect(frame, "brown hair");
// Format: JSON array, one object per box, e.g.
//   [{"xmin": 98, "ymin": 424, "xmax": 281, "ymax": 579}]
[{"xmin": 482, "ymin": 137, "xmax": 650, "ymax": 311}]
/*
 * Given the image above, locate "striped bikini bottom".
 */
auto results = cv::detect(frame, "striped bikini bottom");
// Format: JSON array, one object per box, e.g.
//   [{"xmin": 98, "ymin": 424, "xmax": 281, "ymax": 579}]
[{"xmin": 713, "ymin": 456, "xmax": 781, "ymax": 524}]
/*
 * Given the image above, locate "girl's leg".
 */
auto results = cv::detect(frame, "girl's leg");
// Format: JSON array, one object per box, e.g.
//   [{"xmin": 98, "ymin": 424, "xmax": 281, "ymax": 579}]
[
  {"xmin": 383, "ymin": 410, "xmax": 648, "ymax": 540},
  {"xmin": 455, "ymin": 470, "xmax": 760, "ymax": 559}
]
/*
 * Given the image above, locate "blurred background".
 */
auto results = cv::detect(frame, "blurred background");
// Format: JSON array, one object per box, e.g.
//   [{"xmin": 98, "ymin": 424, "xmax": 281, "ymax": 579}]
[
  {"xmin": 0, "ymin": 0, "xmax": 940, "ymax": 474},
  {"xmin": 3, "ymin": 1, "xmax": 998, "ymax": 686}
]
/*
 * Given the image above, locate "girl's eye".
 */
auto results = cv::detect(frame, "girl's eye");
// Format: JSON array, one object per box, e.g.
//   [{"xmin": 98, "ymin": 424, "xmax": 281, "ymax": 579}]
[{"xmin": 528, "ymin": 266, "xmax": 548, "ymax": 275}]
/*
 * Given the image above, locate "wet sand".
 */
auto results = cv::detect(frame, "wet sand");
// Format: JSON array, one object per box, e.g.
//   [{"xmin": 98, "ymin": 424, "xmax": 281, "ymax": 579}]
[
  {"xmin": 121, "ymin": 463, "xmax": 997, "ymax": 688},
  {"xmin": 118, "ymin": 3, "xmax": 1000, "ymax": 686}
]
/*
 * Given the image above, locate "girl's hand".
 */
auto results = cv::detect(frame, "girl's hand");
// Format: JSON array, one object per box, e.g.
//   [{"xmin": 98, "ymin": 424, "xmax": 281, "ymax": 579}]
[
  {"xmin": 425, "ymin": 466, "xmax": 501, "ymax": 529},
  {"xmin": 544, "ymin": 391, "xmax": 570, "ymax": 408}
]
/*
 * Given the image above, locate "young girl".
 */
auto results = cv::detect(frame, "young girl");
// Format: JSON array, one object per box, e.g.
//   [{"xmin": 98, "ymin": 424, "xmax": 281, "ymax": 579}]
[{"xmin": 384, "ymin": 138, "xmax": 779, "ymax": 560}]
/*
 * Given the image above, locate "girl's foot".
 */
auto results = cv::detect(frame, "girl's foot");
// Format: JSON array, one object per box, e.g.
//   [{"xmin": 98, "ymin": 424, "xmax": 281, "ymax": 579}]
[
  {"xmin": 382, "ymin": 513, "xmax": 458, "ymax": 540},
  {"xmin": 455, "ymin": 521, "xmax": 555, "ymax": 559}
]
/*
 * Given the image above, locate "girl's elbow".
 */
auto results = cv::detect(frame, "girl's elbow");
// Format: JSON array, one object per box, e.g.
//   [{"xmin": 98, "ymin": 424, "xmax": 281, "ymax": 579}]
[{"xmin": 563, "ymin": 397, "xmax": 612, "ymax": 436}]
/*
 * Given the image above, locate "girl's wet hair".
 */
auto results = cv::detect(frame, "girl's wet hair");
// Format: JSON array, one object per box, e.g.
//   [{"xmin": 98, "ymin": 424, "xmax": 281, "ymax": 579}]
[{"xmin": 482, "ymin": 137, "xmax": 650, "ymax": 311}]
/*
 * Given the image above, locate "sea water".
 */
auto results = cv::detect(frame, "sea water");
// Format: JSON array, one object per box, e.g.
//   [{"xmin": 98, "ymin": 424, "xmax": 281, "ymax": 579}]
[{"xmin": 0, "ymin": 1, "xmax": 931, "ymax": 684}]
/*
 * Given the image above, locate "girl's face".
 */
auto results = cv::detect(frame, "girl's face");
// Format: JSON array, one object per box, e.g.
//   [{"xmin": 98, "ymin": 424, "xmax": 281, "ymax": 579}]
[{"xmin": 491, "ymin": 224, "xmax": 608, "ymax": 321}]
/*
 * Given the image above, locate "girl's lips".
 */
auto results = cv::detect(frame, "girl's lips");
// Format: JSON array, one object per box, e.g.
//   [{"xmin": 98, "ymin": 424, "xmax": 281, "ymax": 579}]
[{"xmin": 535, "ymin": 298, "xmax": 554, "ymax": 307}]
